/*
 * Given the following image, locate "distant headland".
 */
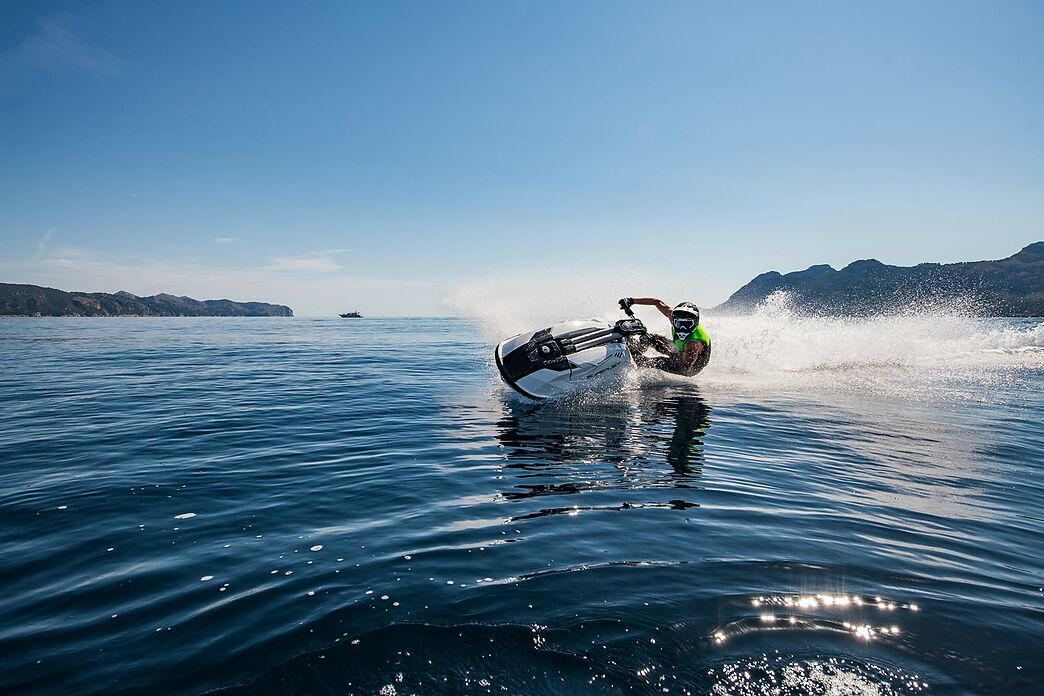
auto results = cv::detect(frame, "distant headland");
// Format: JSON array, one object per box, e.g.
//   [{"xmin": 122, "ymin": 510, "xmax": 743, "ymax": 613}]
[
  {"xmin": 715, "ymin": 242, "xmax": 1044, "ymax": 317},
  {"xmin": 0, "ymin": 283, "xmax": 293, "ymax": 317}
]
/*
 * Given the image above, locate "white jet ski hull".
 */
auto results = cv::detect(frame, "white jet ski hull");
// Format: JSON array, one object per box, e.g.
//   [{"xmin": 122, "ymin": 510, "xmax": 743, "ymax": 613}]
[{"xmin": 495, "ymin": 317, "xmax": 646, "ymax": 400}]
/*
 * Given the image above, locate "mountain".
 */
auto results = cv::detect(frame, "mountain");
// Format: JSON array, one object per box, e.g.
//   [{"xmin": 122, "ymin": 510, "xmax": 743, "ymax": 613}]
[
  {"xmin": 0, "ymin": 283, "xmax": 293, "ymax": 317},
  {"xmin": 715, "ymin": 243, "xmax": 1044, "ymax": 317}
]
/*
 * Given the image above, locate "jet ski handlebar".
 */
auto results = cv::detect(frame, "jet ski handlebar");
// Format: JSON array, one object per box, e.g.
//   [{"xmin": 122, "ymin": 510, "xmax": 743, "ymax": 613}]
[{"xmin": 552, "ymin": 318, "xmax": 646, "ymax": 356}]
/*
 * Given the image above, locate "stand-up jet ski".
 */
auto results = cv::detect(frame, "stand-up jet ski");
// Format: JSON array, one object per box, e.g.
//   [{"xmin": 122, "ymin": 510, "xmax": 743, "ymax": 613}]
[{"xmin": 495, "ymin": 304, "xmax": 647, "ymax": 400}]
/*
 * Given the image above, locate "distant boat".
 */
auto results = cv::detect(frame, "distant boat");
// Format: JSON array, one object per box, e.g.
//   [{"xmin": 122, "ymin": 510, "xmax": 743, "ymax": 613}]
[{"xmin": 339, "ymin": 311, "xmax": 363, "ymax": 318}]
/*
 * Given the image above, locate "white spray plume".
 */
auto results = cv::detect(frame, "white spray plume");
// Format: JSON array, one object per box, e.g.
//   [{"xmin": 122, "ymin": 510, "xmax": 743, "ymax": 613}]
[
  {"xmin": 441, "ymin": 265, "xmax": 695, "ymax": 340},
  {"xmin": 453, "ymin": 277, "xmax": 1043, "ymax": 403}
]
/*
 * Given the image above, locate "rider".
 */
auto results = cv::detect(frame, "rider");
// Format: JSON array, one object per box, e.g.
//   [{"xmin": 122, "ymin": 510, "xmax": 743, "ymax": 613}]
[{"xmin": 619, "ymin": 297, "xmax": 711, "ymax": 376}]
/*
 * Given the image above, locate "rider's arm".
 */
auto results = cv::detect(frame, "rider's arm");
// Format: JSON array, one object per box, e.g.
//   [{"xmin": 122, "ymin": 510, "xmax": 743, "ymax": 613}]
[
  {"xmin": 630, "ymin": 297, "xmax": 673, "ymax": 320},
  {"xmin": 680, "ymin": 340, "xmax": 704, "ymax": 369}
]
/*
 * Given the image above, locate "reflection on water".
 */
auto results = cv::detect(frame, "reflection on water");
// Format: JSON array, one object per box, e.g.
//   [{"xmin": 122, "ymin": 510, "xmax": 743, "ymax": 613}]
[
  {"xmin": 491, "ymin": 388, "xmax": 713, "ymax": 529},
  {"xmin": 663, "ymin": 394, "xmax": 712, "ymax": 474},
  {"xmin": 707, "ymin": 654, "xmax": 933, "ymax": 696},
  {"xmin": 1, "ymin": 318, "xmax": 1041, "ymax": 695},
  {"xmin": 712, "ymin": 592, "xmax": 920, "ymax": 646},
  {"xmin": 496, "ymin": 387, "xmax": 712, "ymax": 474}
]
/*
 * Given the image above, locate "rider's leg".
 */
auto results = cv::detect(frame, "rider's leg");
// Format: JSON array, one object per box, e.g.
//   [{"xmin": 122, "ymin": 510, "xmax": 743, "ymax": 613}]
[
  {"xmin": 631, "ymin": 334, "xmax": 673, "ymax": 356},
  {"xmin": 645, "ymin": 333, "xmax": 674, "ymax": 355}
]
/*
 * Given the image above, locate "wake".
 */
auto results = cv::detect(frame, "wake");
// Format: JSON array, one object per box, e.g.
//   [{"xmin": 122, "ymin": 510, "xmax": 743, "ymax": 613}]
[{"xmin": 447, "ymin": 281, "xmax": 1044, "ymax": 402}]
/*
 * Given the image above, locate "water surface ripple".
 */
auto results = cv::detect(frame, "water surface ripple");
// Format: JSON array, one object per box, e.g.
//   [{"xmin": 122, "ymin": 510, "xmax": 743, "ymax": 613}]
[{"xmin": 0, "ymin": 317, "xmax": 1041, "ymax": 695}]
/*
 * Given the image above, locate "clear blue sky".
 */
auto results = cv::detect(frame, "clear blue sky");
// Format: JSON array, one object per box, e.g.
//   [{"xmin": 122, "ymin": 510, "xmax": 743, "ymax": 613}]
[{"xmin": 2, "ymin": 1, "xmax": 1042, "ymax": 316}]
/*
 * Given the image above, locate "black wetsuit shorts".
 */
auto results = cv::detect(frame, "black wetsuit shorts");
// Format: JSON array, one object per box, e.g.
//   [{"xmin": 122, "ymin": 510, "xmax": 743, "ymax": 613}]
[{"xmin": 629, "ymin": 334, "xmax": 711, "ymax": 377}]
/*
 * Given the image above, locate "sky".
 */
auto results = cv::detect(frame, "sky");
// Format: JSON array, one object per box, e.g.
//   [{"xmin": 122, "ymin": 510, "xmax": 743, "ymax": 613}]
[{"xmin": 1, "ymin": 1, "xmax": 1042, "ymax": 316}]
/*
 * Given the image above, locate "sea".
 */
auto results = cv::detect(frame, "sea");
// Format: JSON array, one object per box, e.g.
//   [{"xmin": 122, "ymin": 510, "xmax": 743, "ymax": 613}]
[{"xmin": 1, "ymin": 306, "xmax": 1042, "ymax": 695}]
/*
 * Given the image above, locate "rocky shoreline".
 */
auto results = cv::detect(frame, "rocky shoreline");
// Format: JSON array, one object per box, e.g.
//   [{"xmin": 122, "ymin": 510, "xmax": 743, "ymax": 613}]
[
  {"xmin": 715, "ymin": 242, "xmax": 1043, "ymax": 317},
  {"xmin": 0, "ymin": 283, "xmax": 293, "ymax": 317}
]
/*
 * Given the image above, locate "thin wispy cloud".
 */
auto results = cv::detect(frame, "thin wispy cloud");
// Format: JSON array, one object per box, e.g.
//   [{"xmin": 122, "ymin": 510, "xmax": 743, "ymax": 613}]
[
  {"xmin": 40, "ymin": 246, "xmax": 95, "ymax": 267},
  {"xmin": 268, "ymin": 249, "xmax": 349, "ymax": 273},
  {"xmin": 33, "ymin": 229, "xmax": 54, "ymax": 260},
  {"xmin": 0, "ymin": 249, "xmax": 432, "ymax": 315},
  {"xmin": 0, "ymin": 12, "xmax": 120, "ymax": 79},
  {"xmin": 213, "ymin": 237, "xmax": 238, "ymax": 245}
]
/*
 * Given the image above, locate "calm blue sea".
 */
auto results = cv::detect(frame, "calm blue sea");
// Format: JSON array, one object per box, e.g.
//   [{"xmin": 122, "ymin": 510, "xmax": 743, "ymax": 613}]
[{"xmin": 1, "ymin": 316, "xmax": 1042, "ymax": 695}]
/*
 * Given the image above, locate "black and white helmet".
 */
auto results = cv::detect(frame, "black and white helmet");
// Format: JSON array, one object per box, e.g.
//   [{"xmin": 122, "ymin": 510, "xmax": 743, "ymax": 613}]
[{"xmin": 671, "ymin": 302, "xmax": 700, "ymax": 339}]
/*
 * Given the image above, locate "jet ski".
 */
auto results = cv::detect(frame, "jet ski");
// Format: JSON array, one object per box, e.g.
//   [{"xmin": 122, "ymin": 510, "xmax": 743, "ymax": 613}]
[{"xmin": 495, "ymin": 304, "xmax": 647, "ymax": 400}]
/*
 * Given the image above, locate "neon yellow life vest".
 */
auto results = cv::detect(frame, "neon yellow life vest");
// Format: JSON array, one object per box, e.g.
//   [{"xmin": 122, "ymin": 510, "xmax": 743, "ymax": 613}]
[{"xmin": 672, "ymin": 323, "xmax": 711, "ymax": 352}]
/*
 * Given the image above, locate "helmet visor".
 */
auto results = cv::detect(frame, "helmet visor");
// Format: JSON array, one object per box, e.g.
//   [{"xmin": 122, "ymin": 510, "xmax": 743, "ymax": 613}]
[{"xmin": 672, "ymin": 315, "xmax": 697, "ymax": 336}]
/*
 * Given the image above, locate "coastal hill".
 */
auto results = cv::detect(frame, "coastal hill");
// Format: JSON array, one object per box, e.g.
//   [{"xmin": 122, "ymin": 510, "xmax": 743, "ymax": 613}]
[
  {"xmin": 715, "ymin": 242, "xmax": 1044, "ymax": 317},
  {"xmin": 0, "ymin": 283, "xmax": 293, "ymax": 317}
]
